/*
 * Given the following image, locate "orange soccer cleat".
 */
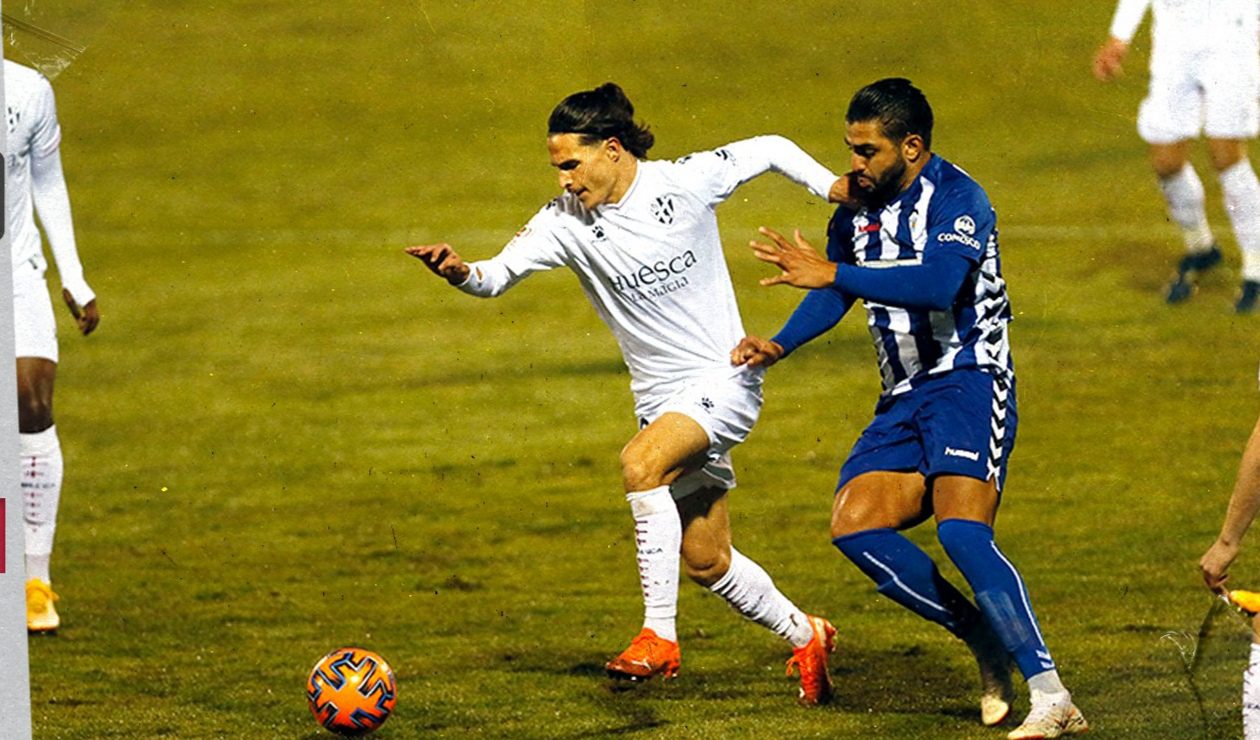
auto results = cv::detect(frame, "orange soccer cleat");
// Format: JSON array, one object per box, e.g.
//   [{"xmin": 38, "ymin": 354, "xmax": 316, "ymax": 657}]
[
  {"xmin": 605, "ymin": 628, "xmax": 681, "ymax": 681},
  {"xmin": 785, "ymin": 614, "xmax": 837, "ymax": 705},
  {"xmin": 1231, "ymin": 589, "xmax": 1260, "ymax": 615}
]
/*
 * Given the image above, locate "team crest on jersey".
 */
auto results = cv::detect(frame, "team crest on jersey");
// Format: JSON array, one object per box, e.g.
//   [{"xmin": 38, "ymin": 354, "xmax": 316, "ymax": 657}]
[
  {"xmin": 592, "ymin": 224, "xmax": 608, "ymax": 242},
  {"xmin": 651, "ymin": 195, "xmax": 675, "ymax": 226}
]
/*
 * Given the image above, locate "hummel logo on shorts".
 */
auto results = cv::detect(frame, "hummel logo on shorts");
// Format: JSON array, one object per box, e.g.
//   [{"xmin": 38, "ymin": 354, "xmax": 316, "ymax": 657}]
[{"xmin": 944, "ymin": 446, "xmax": 980, "ymax": 461}]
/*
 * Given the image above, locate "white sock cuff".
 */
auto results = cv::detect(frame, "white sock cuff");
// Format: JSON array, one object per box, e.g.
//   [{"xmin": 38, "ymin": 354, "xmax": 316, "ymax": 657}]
[
  {"xmin": 708, "ymin": 546, "xmax": 746, "ymax": 594},
  {"xmin": 626, "ymin": 485, "xmax": 674, "ymax": 517},
  {"xmin": 20, "ymin": 425, "xmax": 59, "ymax": 456}
]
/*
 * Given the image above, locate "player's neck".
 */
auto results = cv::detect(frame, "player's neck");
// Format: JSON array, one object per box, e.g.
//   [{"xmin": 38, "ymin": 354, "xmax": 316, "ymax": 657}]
[
  {"xmin": 606, "ymin": 158, "xmax": 640, "ymax": 206},
  {"xmin": 895, "ymin": 153, "xmax": 932, "ymax": 195}
]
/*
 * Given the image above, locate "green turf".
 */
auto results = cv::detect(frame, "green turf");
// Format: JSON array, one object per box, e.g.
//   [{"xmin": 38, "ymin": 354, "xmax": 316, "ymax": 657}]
[{"xmin": 14, "ymin": 1, "xmax": 1260, "ymax": 737}]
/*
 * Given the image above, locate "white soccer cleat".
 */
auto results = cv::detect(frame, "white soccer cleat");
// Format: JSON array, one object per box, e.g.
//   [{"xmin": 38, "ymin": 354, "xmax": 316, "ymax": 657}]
[
  {"xmin": 26, "ymin": 578, "xmax": 60, "ymax": 633},
  {"xmin": 1007, "ymin": 695, "xmax": 1088, "ymax": 739},
  {"xmin": 966, "ymin": 622, "xmax": 1015, "ymax": 726}
]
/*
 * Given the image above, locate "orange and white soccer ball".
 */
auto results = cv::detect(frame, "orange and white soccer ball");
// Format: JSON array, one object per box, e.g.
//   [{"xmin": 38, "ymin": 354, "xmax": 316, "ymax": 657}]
[{"xmin": 306, "ymin": 647, "xmax": 398, "ymax": 736}]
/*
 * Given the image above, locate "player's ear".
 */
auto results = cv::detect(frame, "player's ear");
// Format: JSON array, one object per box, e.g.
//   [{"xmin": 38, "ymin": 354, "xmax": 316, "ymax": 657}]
[
  {"xmin": 605, "ymin": 137, "xmax": 625, "ymax": 162},
  {"xmin": 902, "ymin": 134, "xmax": 926, "ymax": 163}
]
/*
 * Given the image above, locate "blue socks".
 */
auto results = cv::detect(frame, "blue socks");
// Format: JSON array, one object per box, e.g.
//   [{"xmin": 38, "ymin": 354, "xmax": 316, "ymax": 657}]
[
  {"xmin": 936, "ymin": 519, "xmax": 1055, "ymax": 680},
  {"xmin": 836, "ymin": 521, "xmax": 1057, "ymax": 682},
  {"xmin": 833, "ymin": 528, "xmax": 980, "ymax": 637}
]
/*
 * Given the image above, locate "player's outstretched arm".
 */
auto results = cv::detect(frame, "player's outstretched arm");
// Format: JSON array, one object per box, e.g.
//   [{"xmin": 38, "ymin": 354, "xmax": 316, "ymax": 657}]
[
  {"xmin": 1201, "ymin": 412, "xmax": 1260, "ymax": 593},
  {"xmin": 751, "ymin": 227, "xmax": 836, "ymax": 290},
  {"xmin": 1092, "ymin": 36, "xmax": 1129, "ymax": 81},
  {"xmin": 405, "ymin": 243, "xmax": 472, "ymax": 285}
]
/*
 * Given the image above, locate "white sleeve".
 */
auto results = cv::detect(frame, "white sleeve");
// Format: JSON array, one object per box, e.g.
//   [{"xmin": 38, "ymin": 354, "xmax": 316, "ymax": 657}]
[
  {"xmin": 28, "ymin": 79, "xmax": 93, "ymax": 305},
  {"xmin": 456, "ymin": 201, "xmax": 569, "ymax": 298},
  {"xmin": 1108, "ymin": 0, "xmax": 1150, "ymax": 42},
  {"xmin": 673, "ymin": 135, "xmax": 838, "ymax": 207}
]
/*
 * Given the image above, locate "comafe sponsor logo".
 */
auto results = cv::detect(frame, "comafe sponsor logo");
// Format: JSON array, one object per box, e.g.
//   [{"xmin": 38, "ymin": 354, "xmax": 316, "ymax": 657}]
[{"xmin": 608, "ymin": 250, "xmax": 698, "ymax": 293}]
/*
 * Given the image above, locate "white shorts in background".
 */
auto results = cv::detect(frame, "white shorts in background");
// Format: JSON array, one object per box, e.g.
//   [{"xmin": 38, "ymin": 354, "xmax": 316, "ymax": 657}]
[
  {"xmin": 633, "ymin": 365, "xmax": 765, "ymax": 499},
  {"xmin": 13, "ymin": 266, "xmax": 58, "ymax": 362},
  {"xmin": 1139, "ymin": 51, "xmax": 1260, "ymax": 144}
]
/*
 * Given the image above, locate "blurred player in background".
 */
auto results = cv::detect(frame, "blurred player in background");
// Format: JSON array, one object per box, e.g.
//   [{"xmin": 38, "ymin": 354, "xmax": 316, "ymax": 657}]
[
  {"xmin": 408, "ymin": 83, "xmax": 843, "ymax": 703},
  {"xmin": 1093, "ymin": 0, "xmax": 1260, "ymax": 312},
  {"xmin": 1199, "ymin": 387, "xmax": 1260, "ymax": 739},
  {"xmin": 733, "ymin": 78, "xmax": 1087, "ymax": 738},
  {"xmin": 5, "ymin": 59, "xmax": 99, "ymax": 633}
]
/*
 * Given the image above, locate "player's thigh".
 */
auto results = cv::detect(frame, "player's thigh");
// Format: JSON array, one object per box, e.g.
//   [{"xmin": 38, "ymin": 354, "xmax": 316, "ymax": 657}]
[
  {"xmin": 620, "ymin": 411, "xmax": 711, "ymax": 491},
  {"xmin": 626, "ymin": 367, "xmax": 763, "ymax": 492},
  {"xmin": 831, "ymin": 471, "xmax": 930, "ymax": 538},
  {"xmin": 932, "ymin": 474, "xmax": 999, "ymax": 527},
  {"xmin": 679, "ymin": 487, "xmax": 732, "ymax": 584},
  {"xmin": 917, "ymin": 369, "xmax": 1017, "ymax": 499}
]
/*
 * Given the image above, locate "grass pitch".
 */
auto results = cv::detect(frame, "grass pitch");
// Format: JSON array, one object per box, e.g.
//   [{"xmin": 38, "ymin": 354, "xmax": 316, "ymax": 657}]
[{"xmin": 17, "ymin": 2, "xmax": 1260, "ymax": 737}]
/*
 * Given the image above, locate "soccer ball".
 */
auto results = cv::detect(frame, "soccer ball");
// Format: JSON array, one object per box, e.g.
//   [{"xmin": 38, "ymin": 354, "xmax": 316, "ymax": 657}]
[{"xmin": 306, "ymin": 647, "xmax": 398, "ymax": 736}]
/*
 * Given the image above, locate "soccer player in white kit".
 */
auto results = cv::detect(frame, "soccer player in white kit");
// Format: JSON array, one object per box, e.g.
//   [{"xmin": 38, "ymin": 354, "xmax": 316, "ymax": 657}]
[
  {"xmin": 1200, "ymin": 367, "xmax": 1260, "ymax": 738},
  {"xmin": 5, "ymin": 59, "xmax": 100, "ymax": 633},
  {"xmin": 1094, "ymin": 0, "xmax": 1260, "ymax": 312},
  {"xmin": 408, "ymin": 83, "xmax": 842, "ymax": 704}
]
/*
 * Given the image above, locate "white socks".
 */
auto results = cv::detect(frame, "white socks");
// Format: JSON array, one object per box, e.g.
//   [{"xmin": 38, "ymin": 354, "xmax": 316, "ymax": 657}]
[
  {"xmin": 709, "ymin": 547, "xmax": 814, "ymax": 648},
  {"xmin": 626, "ymin": 486, "xmax": 681, "ymax": 643},
  {"xmin": 22, "ymin": 425, "xmax": 63, "ymax": 583},
  {"xmin": 1160, "ymin": 164, "xmax": 1215, "ymax": 254},
  {"xmin": 1220, "ymin": 160, "xmax": 1260, "ymax": 282},
  {"xmin": 1246, "ymin": 642, "xmax": 1260, "ymax": 739}
]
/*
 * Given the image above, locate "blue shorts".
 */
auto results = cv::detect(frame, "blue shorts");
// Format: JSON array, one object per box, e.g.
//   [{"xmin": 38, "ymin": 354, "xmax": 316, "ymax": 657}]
[{"xmin": 837, "ymin": 369, "xmax": 1017, "ymax": 492}]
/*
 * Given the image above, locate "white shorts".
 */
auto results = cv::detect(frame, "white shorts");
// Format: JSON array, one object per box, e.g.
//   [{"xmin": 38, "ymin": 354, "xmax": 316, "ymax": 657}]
[
  {"xmin": 633, "ymin": 365, "xmax": 764, "ymax": 499},
  {"xmin": 13, "ymin": 265, "xmax": 57, "ymax": 362},
  {"xmin": 1139, "ymin": 51, "xmax": 1260, "ymax": 144}
]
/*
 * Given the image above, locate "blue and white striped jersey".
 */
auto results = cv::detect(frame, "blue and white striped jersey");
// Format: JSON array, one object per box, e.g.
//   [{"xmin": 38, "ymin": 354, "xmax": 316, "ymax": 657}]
[{"xmin": 827, "ymin": 155, "xmax": 1013, "ymax": 396}]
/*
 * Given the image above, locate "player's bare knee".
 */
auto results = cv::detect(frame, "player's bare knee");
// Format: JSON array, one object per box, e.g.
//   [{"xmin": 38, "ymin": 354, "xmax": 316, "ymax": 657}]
[
  {"xmin": 16, "ymin": 394, "xmax": 52, "ymax": 432},
  {"xmin": 830, "ymin": 491, "xmax": 884, "ymax": 539},
  {"xmin": 620, "ymin": 454, "xmax": 665, "ymax": 492},
  {"xmin": 1208, "ymin": 141, "xmax": 1247, "ymax": 172},
  {"xmin": 682, "ymin": 547, "xmax": 729, "ymax": 586},
  {"xmin": 1150, "ymin": 146, "xmax": 1189, "ymax": 179}
]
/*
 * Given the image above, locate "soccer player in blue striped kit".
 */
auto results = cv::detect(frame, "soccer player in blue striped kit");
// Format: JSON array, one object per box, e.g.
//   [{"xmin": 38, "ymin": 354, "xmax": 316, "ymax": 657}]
[{"xmin": 733, "ymin": 78, "xmax": 1087, "ymax": 739}]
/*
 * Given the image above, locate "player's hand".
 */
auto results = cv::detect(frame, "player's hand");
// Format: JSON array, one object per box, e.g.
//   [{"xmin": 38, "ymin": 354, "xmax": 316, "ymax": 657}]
[
  {"xmin": 751, "ymin": 227, "xmax": 836, "ymax": 290},
  {"xmin": 405, "ymin": 243, "xmax": 471, "ymax": 285},
  {"xmin": 1092, "ymin": 37, "xmax": 1128, "ymax": 81},
  {"xmin": 828, "ymin": 173, "xmax": 863, "ymax": 209},
  {"xmin": 1200, "ymin": 538, "xmax": 1241, "ymax": 594},
  {"xmin": 731, "ymin": 335, "xmax": 784, "ymax": 368},
  {"xmin": 62, "ymin": 288, "xmax": 99, "ymax": 336}
]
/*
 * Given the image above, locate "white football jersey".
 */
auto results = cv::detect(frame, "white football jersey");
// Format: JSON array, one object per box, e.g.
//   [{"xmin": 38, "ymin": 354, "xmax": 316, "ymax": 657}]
[
  {"xmin": 1109, "ymin": 0, "xmax": 1259, "ymax": 68},
  {"xmin": 457, "ymin": 135, "xmax": 837, "ymax": 398},
  {"xmin": 6, "ymin": 60, "xmax": 60, "ymax": 271},
  {"xmin": 5, "ymin": 59, "xmax": 92, "ymax": 303}
]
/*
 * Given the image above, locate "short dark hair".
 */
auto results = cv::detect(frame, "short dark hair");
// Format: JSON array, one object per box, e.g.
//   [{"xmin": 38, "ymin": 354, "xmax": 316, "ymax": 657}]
[
  {"xmin": 846, "ymin": 78, "xmax": 933, "ymax": 151},
  {"xmin": 548, "ymin": 82, "xmax": 655, "ymax": 158}
]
